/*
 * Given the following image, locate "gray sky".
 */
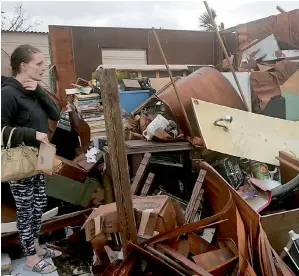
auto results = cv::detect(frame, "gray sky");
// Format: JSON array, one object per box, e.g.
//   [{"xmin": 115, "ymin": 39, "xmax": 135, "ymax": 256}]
[{"xmin": 1, "ymin": 1, "xmax": 299, "ymax": 32}]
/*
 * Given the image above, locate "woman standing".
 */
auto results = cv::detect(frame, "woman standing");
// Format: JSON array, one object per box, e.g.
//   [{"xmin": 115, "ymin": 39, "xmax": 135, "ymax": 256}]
[{"xmin": 2, "ymin": 44, "xmax": 61, "ymax": 274}]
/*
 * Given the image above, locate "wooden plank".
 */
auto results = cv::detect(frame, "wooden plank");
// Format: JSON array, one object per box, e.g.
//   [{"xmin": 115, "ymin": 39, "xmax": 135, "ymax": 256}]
[
  {"xmin": 2, "ymin": 209, "xmax": 92, "ymax": 247},
  {"xmin": 185, "ymin": 170, "xmax": 206, "ymax": 224},
  {"xmin": 261, "ymin": 208, "xmax": 299, "ymax": 254},
  {"xmin": 277, "ymin": 151, "xmax": 299, "ymax": 183},
  {"xmin": 140, "ymin": 173, "xmax": 155, "ymax": 196},
  {"xmin": 98, "ymin": 68, "xmax": 137, "ymax": 256},
  {"xmin": 192, "ymin": 247, "xmax": 236, "ymax": 271},
  {"xmin": 48, "ymin": 26, "xmax": 75, "ymax": 107},
  {"xmin": 2, "ymin": 207, "xmax": 58, "ymax": 234},
  {"xmin": 191, "ymin": 99, "xmax": 299, "ymax": 165},
  {"xmin": 131, "ymin": 152, "xmax": 151, "ymax": 195},
  {"xmin": 278, "ymin": 151, "xmax": 299, "ymax": 167},
  {"xmin": 157, "ymin": 244, "xmax": 212, "ymax": 276},
  {"xmin": 188, "ymin": 232, "xmax": 217, "ymax": 255},
  {"xmin": 131, "ymin": 154, "xmax": 143, "ymax": 177}
]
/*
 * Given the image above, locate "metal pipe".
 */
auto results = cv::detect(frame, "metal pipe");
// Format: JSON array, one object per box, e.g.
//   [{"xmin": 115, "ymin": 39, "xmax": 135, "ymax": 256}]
[
  {"xmin": 272, "ymin": 174, "xmax": 299, "ymax": 198},
  {"xmin": 203, "ymin": 1, "xmax": 250, "ymax": 112},
  {"xmin": 152, "ymin": 28, "xmax": 194, "ymax": 136}
]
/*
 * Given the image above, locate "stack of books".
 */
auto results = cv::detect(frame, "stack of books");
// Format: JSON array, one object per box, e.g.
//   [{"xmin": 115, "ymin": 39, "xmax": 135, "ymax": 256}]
[{"xmin": 74, "ymin": 93, "xmax": 106, "ymax": 139}]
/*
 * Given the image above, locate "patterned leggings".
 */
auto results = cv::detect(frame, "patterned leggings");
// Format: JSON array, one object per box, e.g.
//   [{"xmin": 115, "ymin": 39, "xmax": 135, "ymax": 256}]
[{"xmin": 9, "ymin": 173, "xmax": 47, "ymax": 256}]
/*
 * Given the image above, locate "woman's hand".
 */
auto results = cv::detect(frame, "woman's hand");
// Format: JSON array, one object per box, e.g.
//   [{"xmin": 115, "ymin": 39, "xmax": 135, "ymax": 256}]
[
  {"xmin": 23, "ymin": 79, "xmax": 38, "ymax": 91},
  {"xmin": 36, "ymin": 131, "xmax": 49, "ymax": 144}
]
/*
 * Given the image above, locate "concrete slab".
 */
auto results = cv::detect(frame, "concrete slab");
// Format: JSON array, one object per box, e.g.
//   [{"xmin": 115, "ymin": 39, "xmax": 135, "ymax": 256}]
[{"xmin": 10, "ymin": 256, "xmax": 59, "ymax": 276}]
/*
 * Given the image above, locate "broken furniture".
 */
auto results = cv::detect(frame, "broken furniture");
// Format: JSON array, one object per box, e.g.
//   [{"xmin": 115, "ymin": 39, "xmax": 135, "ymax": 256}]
[{"xmin": 45, "ymin": 154, "xmax": 104, "ymax": 208}]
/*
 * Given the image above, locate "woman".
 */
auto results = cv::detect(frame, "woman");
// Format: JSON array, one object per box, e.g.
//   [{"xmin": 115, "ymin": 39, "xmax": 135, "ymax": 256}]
[{"xmin": 1, "ymin": 44, "xmax": 61, "ymax": 274}]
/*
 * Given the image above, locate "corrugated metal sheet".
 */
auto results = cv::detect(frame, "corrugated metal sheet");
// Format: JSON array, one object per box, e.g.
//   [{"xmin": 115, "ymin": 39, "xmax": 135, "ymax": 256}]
[
  {"xmin": 2, "ymin": 30, "xmax": 48, "ymax": 34},
  {"xmin": 1, "ymin": 31, "xmax": 51, "ymax": 87},
  {"xmin": 69, "ymin": 26, "xmax": 217, "ymax": 81},
  {"xmin": 102, "ymin": 49, "xmax": 147, "ymax": 65}
]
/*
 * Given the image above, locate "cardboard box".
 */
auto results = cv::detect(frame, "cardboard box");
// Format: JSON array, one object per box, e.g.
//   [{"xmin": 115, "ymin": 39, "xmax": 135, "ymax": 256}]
[{"xmin": 83, "ymin": 195, "xmax": 177, "ymax": 241}]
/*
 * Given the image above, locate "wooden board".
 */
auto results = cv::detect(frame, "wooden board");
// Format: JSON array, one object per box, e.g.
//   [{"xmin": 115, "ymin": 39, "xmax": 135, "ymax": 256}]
[
  {"xmin": 191, "ymin": 99, "xmax": 299, "ymax": 165},
  {"xmin": 131, "ymin": 153, "xmax": 151, "ymax": 195},
  {"xmin": 261, "ymin": 208, "xmax": 299, "ymax": 254},
  {"xmin": 185, "ymin": 170, "xmax": 206, "ymax": 224},
  {"xmin": 49, "ymin": 26, "xmax": 76, "ymax": 107},
  {"xmin": 192, "ymin": 247, "xmax": 237, "ymax": 272}
]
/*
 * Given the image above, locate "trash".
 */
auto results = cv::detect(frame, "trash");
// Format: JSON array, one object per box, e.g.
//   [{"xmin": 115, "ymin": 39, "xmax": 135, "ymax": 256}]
[
  {"xmin": 237, "ymin": 185, "xmax": 257, "ymax": 200},
  {"xmin": 82, "ymin": 195, "xmax": 177, "ymax": 241},
  {"xmin": 142, "ymin": 114, "xmax": 170, "ymax": 140},
  {"xmin": 85, "ymin": 147, "xmax": 100, "ymax": 163}
]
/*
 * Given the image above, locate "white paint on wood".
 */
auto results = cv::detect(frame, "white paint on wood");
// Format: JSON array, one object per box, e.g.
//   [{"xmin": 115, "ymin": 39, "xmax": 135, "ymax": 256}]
[
  {"xmin": 191, "ymin": 99, "xmax": 299, "ymax": 165},
  {"xmin": 1, "ymin": 207, "xmax": 58, "ymax": 234},
  {"xmin": 243, "ymin": 34, "xmax": 280, "ymax": 61}
]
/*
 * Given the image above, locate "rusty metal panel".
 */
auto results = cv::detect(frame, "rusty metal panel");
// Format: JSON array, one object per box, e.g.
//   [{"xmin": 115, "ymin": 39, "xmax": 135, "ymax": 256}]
[
  {"xmin": 148, "ymin": 29, "xmax": 215, "ymax": 65},
  {"xmin": 158, "ymin": 67, "xmax": 246, "ymax": 136},
  {"xmin": 72, "ymin": 27, "xmax": 149, "ymax": 80},
  {"xmin": 49, "ymin": 25, "xmax": 75, "ymax": 106},
  {"xmin": 70, "ymin": 27, "xmax": 217, "ymax": 80},
  {"xmin": 237, "ymin": 9, "xmax": 299, "ymax": 50}
]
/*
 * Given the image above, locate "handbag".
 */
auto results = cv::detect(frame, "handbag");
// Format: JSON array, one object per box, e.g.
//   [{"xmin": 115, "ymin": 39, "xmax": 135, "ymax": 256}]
[{"xmin": 1, "ymin": 126, "xmax": 39, "ymax": 182}]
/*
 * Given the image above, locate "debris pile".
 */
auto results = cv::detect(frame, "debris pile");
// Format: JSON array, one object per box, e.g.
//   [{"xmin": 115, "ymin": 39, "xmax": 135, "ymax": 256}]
[{"xmin": 2, "ymin": 8, "xmax": 299, "ymax": 276}]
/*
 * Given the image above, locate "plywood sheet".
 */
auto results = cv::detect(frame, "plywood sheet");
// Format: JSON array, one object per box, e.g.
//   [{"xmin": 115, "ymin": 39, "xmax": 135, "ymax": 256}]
[
  {"xmin": 191, "ymin": 99, "xmax": 299, "ymax": 165},
  {"xmin": 261, "ymin": 208, "xmax": 299, "ymax": 254}
]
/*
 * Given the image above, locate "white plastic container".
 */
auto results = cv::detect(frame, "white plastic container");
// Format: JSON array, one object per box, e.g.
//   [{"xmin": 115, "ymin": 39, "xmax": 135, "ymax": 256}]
[{"xmin": 142, "ymin": 115, "xmax": 169, "ymax": 141}]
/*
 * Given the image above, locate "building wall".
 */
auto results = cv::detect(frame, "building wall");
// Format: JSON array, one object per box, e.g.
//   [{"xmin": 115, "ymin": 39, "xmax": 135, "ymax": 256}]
[{"xmin": 1, "ymin": 31, "xmax": 51, "ymax": 87}]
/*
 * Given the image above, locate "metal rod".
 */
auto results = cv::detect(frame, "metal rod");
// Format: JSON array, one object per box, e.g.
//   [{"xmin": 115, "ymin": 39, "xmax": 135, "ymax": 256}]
[
  {"xmin": 145, "ymin": 245, "xmax": 193, "ymax": 275},
  {"xmin": 152, "ymin": 28, "xmax": 194, "ymax": 136},
  {"xmin": 203, "ymin": 1, "xmax": 250, "ymax": 112}
]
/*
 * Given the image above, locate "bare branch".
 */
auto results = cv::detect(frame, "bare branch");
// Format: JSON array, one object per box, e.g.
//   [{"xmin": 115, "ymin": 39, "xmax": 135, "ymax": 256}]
[{"xmin": 2, "ymin": 3, "xmax": 43, "ymax": 31}]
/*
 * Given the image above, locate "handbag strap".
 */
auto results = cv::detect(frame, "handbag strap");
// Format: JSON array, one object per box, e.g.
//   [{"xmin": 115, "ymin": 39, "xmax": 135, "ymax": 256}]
[
  {"xmin": 5, "ymin": 127, "xmax": 16, "ymax": 149},
  {"xmin": 1, "ymin": 126, "xmax": 7, "ymax": 147}
]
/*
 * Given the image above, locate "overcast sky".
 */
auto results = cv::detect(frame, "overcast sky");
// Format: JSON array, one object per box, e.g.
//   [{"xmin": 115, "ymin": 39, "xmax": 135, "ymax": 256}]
[{"xmin": 1, "ymin": 1, "xmax": 299, "ymax": 32}]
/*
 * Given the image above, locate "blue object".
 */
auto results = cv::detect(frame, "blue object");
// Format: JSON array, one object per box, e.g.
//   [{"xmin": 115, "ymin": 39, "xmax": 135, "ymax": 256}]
[{"xmin": 119, "ymin": 90, "xmax": 151, "ymax": 112}]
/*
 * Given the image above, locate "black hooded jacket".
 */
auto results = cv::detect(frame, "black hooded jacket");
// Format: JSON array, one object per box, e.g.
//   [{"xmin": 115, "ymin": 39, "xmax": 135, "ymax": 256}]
[{"xmin": 1, "ymin": 76, "xmax": 60, "ymax": 148}]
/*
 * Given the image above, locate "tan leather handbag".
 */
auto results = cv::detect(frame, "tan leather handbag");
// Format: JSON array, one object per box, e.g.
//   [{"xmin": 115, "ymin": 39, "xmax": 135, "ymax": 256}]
[{"xmin": 1, "ymin": 126, "xmax": 39, "ymax": 182}]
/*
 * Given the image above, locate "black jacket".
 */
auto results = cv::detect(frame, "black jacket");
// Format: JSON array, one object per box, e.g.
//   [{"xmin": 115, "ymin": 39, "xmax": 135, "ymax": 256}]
[{"xmin": 1, "ymin": 77, "xmax": 60, "ymax": 148}]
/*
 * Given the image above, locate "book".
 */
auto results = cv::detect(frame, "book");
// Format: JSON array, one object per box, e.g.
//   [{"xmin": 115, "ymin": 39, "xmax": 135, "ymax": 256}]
[
  {"xmin": 74, "ymin": 93, "xmax": 100, "ymax": 100},
  {"xmin": 81, "ymin": 113, "xmax": 104, "ymax": 119},
  {"xmin": 84, "ymin": 116, "xmax": 105, "ymax": 122}
]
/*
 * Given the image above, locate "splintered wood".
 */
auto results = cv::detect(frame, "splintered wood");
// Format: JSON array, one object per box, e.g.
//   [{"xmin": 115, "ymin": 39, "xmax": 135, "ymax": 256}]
[
  {"xmin": 131, "ymin": 152, "xmax": 152, "ymax": 195},
  {"xmin": 185, "ymin": 170, "xmax": 206, "ymax": 224},
  {"xmin": 140, "ymin": 173, "xmax": 155, "ymax": 196},
  {"xmin": 99, "ymin": 68, "xmax": 137, "ymax": 256}
]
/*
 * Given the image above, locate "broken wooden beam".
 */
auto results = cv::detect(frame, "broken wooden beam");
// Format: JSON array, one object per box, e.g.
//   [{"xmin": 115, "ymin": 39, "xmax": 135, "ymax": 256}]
[
  {"xmin": 98, "ymin": 68, "xmax": 137, "ymax": 256},
  {"xmin": 1, "ymin": 208, "xmax": 92, "ymax": 247},
  {"xmin": 131, "ymin": 152, "xmax": 152, "ymax": 195},
  {"xmin": 276, "ymin": 5, "xmax": 286, "ymax": 13},
  {"xmin": 185, "ymin": 170, "xmax": 206, "ymax": 224},
  {"xmin": 140, "ymin": 173, "xmax": 155, "ymax": 196},
  {"xmin": 128, "ymin": 242, "xmax": 186, "ymax": 276}
]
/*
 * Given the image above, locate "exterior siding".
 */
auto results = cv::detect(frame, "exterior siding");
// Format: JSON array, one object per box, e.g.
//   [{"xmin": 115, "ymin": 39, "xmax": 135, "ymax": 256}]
[{"xmin": 1, "ymin": 32, "xmax": 51, "ymax": 87}]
